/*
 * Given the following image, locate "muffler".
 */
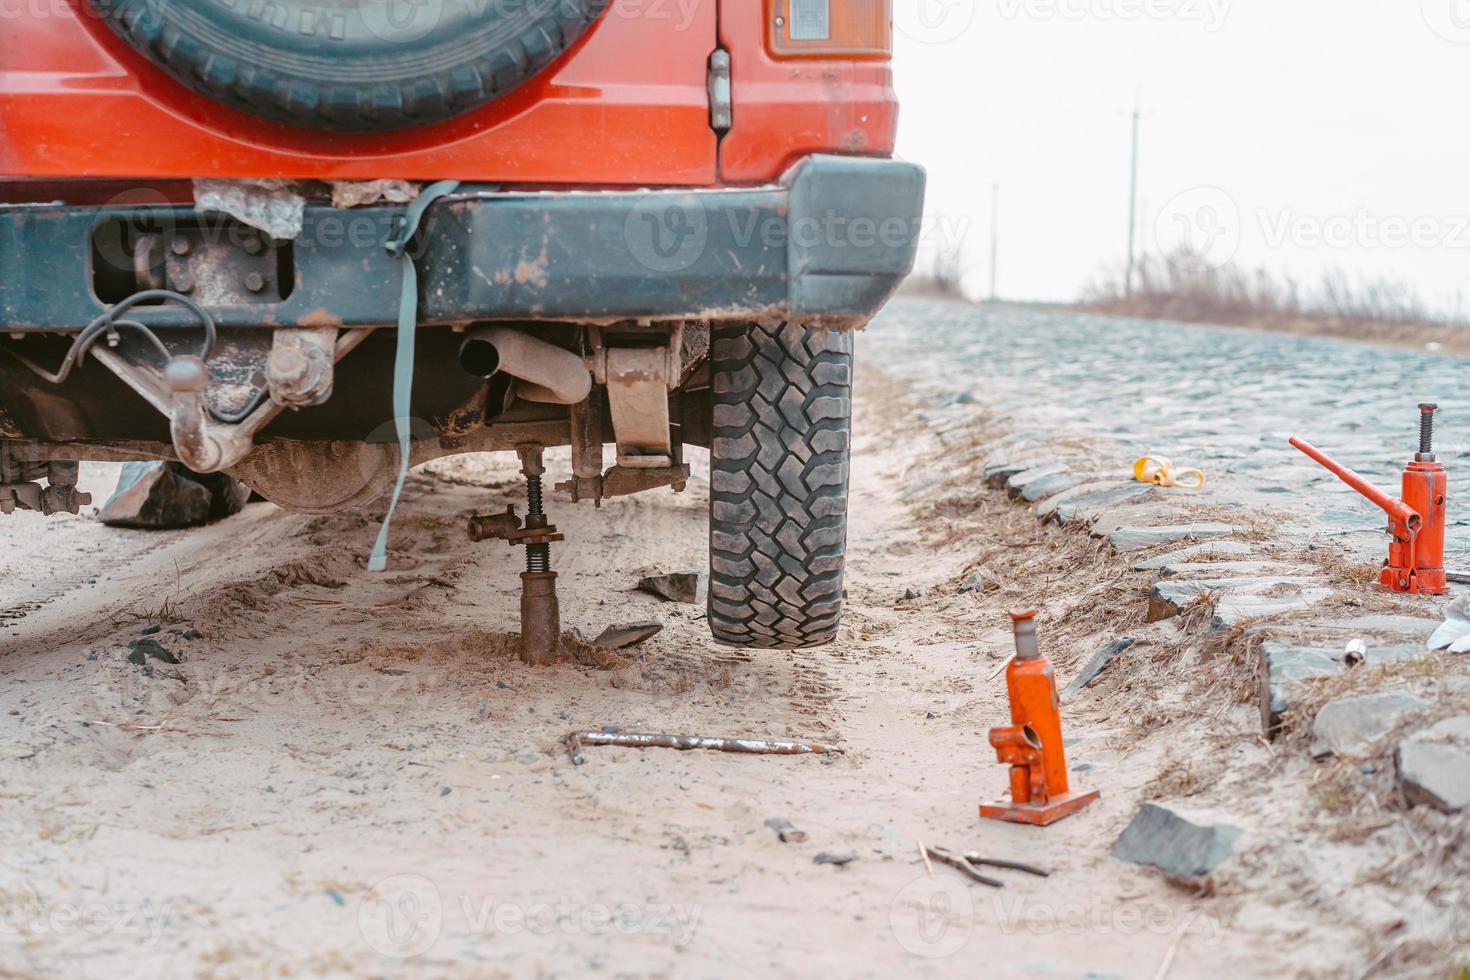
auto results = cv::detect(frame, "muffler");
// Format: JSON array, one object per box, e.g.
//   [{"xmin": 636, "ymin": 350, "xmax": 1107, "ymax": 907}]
[{"xmin": 458, "ymin": 327, "xmax": 592, "ymax": 405}]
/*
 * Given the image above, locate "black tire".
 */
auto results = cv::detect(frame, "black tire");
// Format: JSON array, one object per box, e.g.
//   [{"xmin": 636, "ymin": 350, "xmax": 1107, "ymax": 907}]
[
  {"xmin": 89, "ymin": 0, "xmax": 607, "ymax": 132},
  {"xmin": 707, "ymin": 321, "xmax": 852, "ymax": 649}
]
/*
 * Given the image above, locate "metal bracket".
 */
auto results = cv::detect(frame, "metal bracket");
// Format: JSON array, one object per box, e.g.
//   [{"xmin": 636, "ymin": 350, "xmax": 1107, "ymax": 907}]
[
  {"xmin": 87, "ymin": 327, "xmax": 372, "ymax": 473},
  {"xmin": 605, "ymin": 346, "xmax": 673, "ymax": 467},
  {"xmin": 0, "ymin": 453, "xmax": 91, "ymax": 516},
  {"xmin": 556, "ymin": 463, "xmax": 690, "ymax": 504},
  {"xmin": 267, "ymin": 327, "xmax": 338, "ymax": 407}
]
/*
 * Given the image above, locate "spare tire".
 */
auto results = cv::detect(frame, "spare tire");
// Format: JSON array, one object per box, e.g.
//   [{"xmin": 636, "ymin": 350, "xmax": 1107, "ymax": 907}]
[{"xmin": 89, "ymin": 0, "xmax": 608, "ymax": 132}]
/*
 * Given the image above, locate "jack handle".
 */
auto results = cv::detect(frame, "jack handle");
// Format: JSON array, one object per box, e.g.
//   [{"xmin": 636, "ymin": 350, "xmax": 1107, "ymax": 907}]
[{"xmin": 1289, "ymin": 437, "xmax": 1421, "ymax": 537}]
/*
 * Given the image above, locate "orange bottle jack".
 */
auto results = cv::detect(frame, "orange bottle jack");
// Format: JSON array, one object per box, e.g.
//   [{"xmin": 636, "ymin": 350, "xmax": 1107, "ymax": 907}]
[
  {"xmin": 980, "ymin": 611, "xmax": 1100, "ymax": 826},
  {"xmin": 1290, "ymin": 403, "xmax": 1449, "ymax": 596}
]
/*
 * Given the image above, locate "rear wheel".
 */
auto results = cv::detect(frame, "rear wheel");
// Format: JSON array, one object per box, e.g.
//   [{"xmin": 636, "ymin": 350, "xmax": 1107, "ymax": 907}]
[{"xmin": 707, "ymin": 321, "xmax": 852, "ymax": 649}]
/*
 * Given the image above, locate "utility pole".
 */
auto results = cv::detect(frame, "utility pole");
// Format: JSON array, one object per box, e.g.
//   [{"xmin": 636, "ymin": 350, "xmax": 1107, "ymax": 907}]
[
  {"xmin": 1124, "ymin": 89, "xmax": 1141, "ymax": 299},
  {"xmin": 989, "ymin": 180, "xmax": 999, "ymax": 303}
]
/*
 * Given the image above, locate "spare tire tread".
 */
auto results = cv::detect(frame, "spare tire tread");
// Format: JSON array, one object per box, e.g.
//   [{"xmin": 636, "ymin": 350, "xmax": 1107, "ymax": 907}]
[{"xmin": 92, "ymin": 0, "xmax": 604, "ymax": 132}]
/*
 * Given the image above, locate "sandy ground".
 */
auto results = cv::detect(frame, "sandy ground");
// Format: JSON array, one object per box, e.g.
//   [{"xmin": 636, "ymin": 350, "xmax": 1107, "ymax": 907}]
[{"xmin": 0, "ymin": 360, "xmax": 1458, "ymax": 977}]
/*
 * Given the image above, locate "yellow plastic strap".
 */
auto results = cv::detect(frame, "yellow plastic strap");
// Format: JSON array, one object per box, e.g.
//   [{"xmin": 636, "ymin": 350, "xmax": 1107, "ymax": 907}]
[{"xmin": 1132, "ymin": 455, "xmax": 1206, "ymax": 489}]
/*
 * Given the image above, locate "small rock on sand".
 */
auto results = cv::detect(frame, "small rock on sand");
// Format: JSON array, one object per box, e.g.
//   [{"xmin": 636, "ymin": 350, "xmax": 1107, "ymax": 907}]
[
  {"xmin": 637, "ymin": 573, "xmax": 704, "ymax": 604},
  {"xmin": 1311, "ymin": 691, "xmax": 1430, "ymax": 759},
  {"xmin": 1395, "ymin": 716, "xmax": 1470, "ymax": 812},
  {"xmin": 592, "ymin": 622, "xmax": 663, "ymax": 649},
  {"xmin": 1111, "ymin": 802, "xmax": 1240, "ymax": 878}
]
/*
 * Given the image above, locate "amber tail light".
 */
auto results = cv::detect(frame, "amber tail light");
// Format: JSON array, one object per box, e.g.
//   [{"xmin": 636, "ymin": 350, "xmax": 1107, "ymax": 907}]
[{"xmin": 767, "ymin": 0, "xmax": 892, "ymax": 58}]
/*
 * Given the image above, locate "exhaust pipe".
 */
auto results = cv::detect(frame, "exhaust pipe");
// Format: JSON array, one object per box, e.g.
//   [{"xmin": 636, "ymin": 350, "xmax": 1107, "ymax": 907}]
[{"xmin": 458, "ymin": 327, "xmax": 592, "ymax": 405}]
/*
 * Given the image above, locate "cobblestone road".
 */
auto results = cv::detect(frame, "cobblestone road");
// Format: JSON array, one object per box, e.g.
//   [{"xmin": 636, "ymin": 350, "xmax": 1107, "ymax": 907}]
[
  {"xmin": 866, "ymin": 297, "xmax": 1469, "ymax": 571},
  {"xmin": 865, "ymin": 297, "xmax": 1469, "ymax": 746}
]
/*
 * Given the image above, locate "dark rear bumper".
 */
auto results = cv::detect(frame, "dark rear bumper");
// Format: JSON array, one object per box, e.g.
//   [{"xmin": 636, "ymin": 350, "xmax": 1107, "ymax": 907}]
[{"xmin": 0, "ymin": 155, "xmax": 926, "ymax": 332}]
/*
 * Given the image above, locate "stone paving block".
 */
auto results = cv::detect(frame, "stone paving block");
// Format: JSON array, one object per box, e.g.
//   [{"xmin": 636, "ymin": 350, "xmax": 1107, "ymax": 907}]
[
  {"xmin": 1053, "ymin": 484, "xmax": 1154, "ymax": 524},
  {"xmin": 1063, "ymin": 637, "xmax": 1135, "ymax": 694},
  {"xmin": 1110, "ymin": 522, "xmax": 1237, "ymax": 553},
  {"xmin": 1396, "ymin": 717, "xmax": 1470, "ymax": 813},
  {"xmin": 1005, "ymin": 463, "xmax": 1070, "ymax": 497},
  {"xmin": 1259, "ymin": 643, "xmax": 1342, "ymax": 737},
  {"xmin": 1110, "ymin": 803, "xmax": 1240, "ymax": 878},
  {"xmin": 1258, "ymin": 641, "xmax": 1436, "ymax": 737},
  {"xmin": 1157, "ymin": 560, "xmax": 1314, "ymax": 579},
  {"xmin": 1146, "ymin": 577, "xmax": 1317, "ymax": 622},
  {"xmin": 1035, "ymin": 481, "xmax": 1136, "ymax": 519},
  {"xmin": 1019, "ymin": 470, "xmax": 1091, "ymax": 502},
  {"xmin": 1309, "ymin": 616, "xmax": 1443, "ymax": 640},
  {"xmin": 1213, "ymin": 590, "xmax": 1335, "ymax": 629},
  {"xmin": 1354, "ymin": 644, "xmax": 1427, "ymax": 667},
  {"xmin": 1091, "ymin": 504, "xmax": 1190, "ymax": 539},
  {"xmin": 983, "ymin": 459, "xmax": 1052, "ymax": 489},
  {"xmin": 1311, "ymin": 691, "xmax": 1430, "ymax": 759},
  {"xmin": 1132, "ymin": 541, "xmax": 1255, "ymax": 570}
]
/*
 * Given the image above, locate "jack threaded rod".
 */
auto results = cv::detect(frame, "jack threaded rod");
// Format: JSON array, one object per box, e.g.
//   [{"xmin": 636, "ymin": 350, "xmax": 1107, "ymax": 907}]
[
  {"xmin": 1419, "ymin": 403, "xmax": 1438, "ymax": 457},
  {"xmin": 524, "ymin": 472, "xmax": 549, "ymax": 572}
]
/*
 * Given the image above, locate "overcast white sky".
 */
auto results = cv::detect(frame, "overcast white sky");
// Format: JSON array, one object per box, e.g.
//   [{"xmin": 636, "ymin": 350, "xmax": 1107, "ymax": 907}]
[{"xmin": 892, "ymin": 0, "xmax": 1470, "ymax": 314}]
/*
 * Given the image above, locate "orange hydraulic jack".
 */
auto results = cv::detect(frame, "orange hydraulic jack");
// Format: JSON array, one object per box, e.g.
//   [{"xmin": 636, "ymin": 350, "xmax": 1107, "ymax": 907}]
[
  {"xmin": 1290, "ymin": 403, "xmax": 1449, "ymax": 596},
  {"xmin": 979, "ymin": 612, "xmax": 1100, "ymax": 826}
]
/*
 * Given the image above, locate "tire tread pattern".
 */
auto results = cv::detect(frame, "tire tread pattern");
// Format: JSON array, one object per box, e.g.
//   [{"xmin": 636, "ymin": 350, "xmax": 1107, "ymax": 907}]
[
  {"xmin": 93, "ymin": 0, "xmax": 604, "ymax": 132},
  {"xmin": 708, "ymin": 321, "xmax": 852, "ymax": 649}
]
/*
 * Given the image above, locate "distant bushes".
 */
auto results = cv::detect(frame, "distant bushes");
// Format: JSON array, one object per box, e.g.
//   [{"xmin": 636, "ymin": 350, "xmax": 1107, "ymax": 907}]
[{"xmin": 1081, "ymin": 249, "xmax": 1460, "ymax": 331}]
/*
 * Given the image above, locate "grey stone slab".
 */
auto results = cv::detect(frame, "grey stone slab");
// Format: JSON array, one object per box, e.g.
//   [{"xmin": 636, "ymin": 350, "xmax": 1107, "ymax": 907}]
[
  {"xmin": 983, "ymin": 459, "xmax": 1051, "ymax": 489},
  {"xmin": 1110, "ymin": 523, "xmax": 1237, "ymax": 553},
  {"xmin": 1213, "ymin": 590, "xmax": 1335, "ymax": 628},
  {"xmin": 1309, "ymin": 616, "xmax": 1443, "ymax": 640},
  {"xmin": 1396, "ymin": 717, "xmax": 1470, "ymax": 813},
  {"xmin": 1259, "ymin": 643, "xmax": 1342, "ymax": 738},
  {"xmin": 1110, "ymin": 803, "xmax": 1240, "ymax": 878},
  {"xmin": 1053, "ymin": 485, "xmax": 1154, "ymax": 524},
  {"xmin": 1311, "ymin": 691, "xmax": 1431, "ymax": 759},
  {"xmin": 1006, "ymin": 463, "xmax": 1070, "ymax": 497},
  {"xmin": 1157, "ymin": 560, "xmax": 1314, "ymax": 579},
  {"xmin": 1091, "ymin": 504, "xmax": 1190, "ymax": 539},
  {"xmin": 1146, "ymin": 577, "xmax": 1317, "ymax": 622},
  {"xmin": 1354, "ymin": 643, "xmax": 1428, "ymax": 667},
  {"xmin": 1063, "ymin": 637, "xmax": 1135, "ymax": 695},
  {"xmin": 1132, "ymin": 541, "xmax": 1255, "ymax": 570},
  {"xmin": 1035, "ymin": 481, "xmax": 1136, "ymax": 519},
  {"xmin": 1019, "ymin": 471, "xmax": 1092, "ymax": 502}
]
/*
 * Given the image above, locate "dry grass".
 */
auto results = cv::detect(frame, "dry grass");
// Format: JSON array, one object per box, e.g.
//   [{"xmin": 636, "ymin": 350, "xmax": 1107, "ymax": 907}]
[{"xmin": 1082, "ymin": 249, "xmax": 1470, "ymax": 353}]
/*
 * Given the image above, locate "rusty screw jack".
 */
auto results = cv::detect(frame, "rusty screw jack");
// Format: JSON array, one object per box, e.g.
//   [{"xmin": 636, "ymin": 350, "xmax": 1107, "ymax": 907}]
[
  {"xmin": 516, "ymin": 445, "xmax": 562, "ymax": 665},
  {"xmin": 466, "ymin": 445, "xmax": 565, "ymax": 665}
]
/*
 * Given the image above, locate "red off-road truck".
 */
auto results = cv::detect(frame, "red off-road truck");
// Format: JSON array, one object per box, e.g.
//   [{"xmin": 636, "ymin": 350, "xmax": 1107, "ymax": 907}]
[{"xmin": 0, "ymin": 0, "xmax": 923, "ymax": 649}]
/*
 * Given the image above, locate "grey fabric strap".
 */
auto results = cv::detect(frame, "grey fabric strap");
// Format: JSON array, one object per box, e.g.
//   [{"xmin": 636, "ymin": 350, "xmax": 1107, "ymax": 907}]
[{"xmin": 368, "ymin": 179, "xmax": 461, "ymax": 572}]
